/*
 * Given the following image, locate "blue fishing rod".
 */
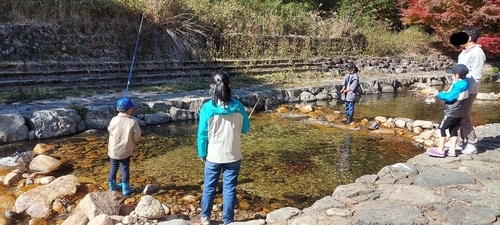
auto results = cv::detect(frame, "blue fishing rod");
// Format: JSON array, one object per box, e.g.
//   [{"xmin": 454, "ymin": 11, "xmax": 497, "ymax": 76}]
[{"xmin": 124, "ymin": 13, "xmax": 145, "ymax": 97}]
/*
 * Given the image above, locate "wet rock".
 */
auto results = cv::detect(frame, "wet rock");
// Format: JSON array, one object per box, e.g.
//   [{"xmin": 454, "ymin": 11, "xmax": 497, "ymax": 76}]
[
  {"xmin": 0, "ymin": 111, "xmax": 29, "ymax": 142},
  {"xmin": 144, "ymin": 112, "xmax": 171, "ymax": 125},
  {"xmin": 29, "ymin": 154, "xmax": 61, "ymax": 173},
  {"xmin": 16, "ymin": 152, "xmax": 35, "ymax": 171},
  {"xmin": 476, "ymin": 92, "xmax": 499, "ymax": 100},
  {"xmin": 298, "ymin": 104, "xmax": 313, "ymax": 113},
  {"xmin": 170, "ymin": 107, "xmax": 194, "ymax": 121},
  {"xmin": 367, "ymin": 121, "xmax": 379, "ymax": 130},
  {"xmin": 0, "ymin": 194, "xmax": 16, "ymax": 218},
  {"xmin": 276, "ymin": 106, "xmax": 288, "ymax": 114},
  {"xmin": 32, "ymin": 143, "xmax": 56, "ymax": 154},
  {"xmin": 3, "ymin": 169, "xmax": 23, "ymax": 186},
  {"xmin": 238, "ymin": 200, "xmax": 251, "ymax": 210},
  {"xmin": 84, "ymin": 105, "xmax": 116, "ymax": 130},
  {"xmin": 142, "ymin": 184, "xmax": 160, "ymax": 195},
  {"xmin": 299, "ymin": 91, "xmax": 316, "ymax": 102}
]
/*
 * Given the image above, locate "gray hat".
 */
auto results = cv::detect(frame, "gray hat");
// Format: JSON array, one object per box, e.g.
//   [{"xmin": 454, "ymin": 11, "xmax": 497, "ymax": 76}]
[
  {"xmin": 446, "ymin": 64, "xmax": 468, "ymax": 78},
  {"xmin": 347, "ymin": 62, "xmax": 357, "ymax": 69}
]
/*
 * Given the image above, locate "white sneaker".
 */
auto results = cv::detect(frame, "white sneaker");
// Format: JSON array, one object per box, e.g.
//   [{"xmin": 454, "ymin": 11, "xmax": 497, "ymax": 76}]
[
  {"xmin": 461, "ymin": 144, "xmax": 477, "ymax": 155},
  {"xmin": 444, "ymin": 141, "xmax": 463, "ymax": 150},
  {"xmin": 201, "ymin": 217, "xmax": 210, "ymax": 225}
]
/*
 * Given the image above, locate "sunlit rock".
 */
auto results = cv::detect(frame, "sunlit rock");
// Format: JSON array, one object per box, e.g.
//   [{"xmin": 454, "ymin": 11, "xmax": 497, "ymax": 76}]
[
  {"xmin": 413, "ymin": 120, "xmax": 433, "ymax": 129},
  {"xmin": 299, "ymin": 91, "xmax": 316, "ymax": 102},
  {"xmin": 52, "ymin": 198, "xmax": 68, "ymax": 214},
  {"xmin": 276, "ymin": 106, "xmax": 288, "ymax": 114},
  {"xmin": 34, "ymin": 176, "xmax": 55, "ymax": 185},
  {"xmin": 3, "ymin": 169, "xmax": 23, "ymax": 186},
  {"xmin": 413, "ymin": 127, "xmax": 423, "ymax": 134},
  {"xmin": 30, "ymin": 109, "xmax": 81, "ymax": 139},
  {"xmin": 374, "ymin": 116, "xmax": 387, "ymax": 123},
  {"xmin": 299, "ymin": 105, "xmax": 313, "ymax": 113},
  {"xmin": 13, "ymin": 175, "xmax": 80, "ymax": 218},
  {"xmin": 88, "ymin": 214, "xmax": 113, "ymax": 225},
  {"xmin": 29, "ymin": 155, "xmax": 61, "ymax": 173},
  {"xmin": 135, "ymin": 195, "xmax": 166, "ymax": 219},
  {"xmin": 32, "ymin": 143, "xmax": 56, "ymax": 154},
  {"xmin": 71, "ymin": 192, "xmax": 120, "ymax": 221},
  {"xmin": 477, "ymin": 92, "xmax": 499, "ymax": 100}
]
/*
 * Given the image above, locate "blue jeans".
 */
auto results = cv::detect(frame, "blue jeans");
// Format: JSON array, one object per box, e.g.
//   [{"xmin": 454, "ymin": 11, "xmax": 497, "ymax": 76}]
[
  {"xmin": 108, "ymin": 157, "xmax": 131, "ymax": 183},
  {"xmin": 201, "ymin": 160, "xmax": 241, "ymax": 224},
  {"xmin": 344, "ymin": 101, "xmax": 355, "ymax": 117}
]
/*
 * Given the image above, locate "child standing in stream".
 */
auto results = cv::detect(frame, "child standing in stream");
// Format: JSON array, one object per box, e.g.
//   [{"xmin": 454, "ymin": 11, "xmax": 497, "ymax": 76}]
[{"xmin": 340, "ymin": 62, "xmax": 360, "ymax": 124}]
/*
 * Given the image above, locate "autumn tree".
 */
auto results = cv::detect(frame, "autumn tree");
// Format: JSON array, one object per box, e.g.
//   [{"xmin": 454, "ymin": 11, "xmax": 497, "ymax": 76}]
[{"xmin": 398, "ymin": 0, "xmax": 500, "ymax": 57}]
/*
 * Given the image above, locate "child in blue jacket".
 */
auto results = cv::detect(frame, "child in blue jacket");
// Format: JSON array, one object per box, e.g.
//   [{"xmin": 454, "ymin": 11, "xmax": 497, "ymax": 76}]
[{"xmin": 427, "ymin": 64, "xmax": 469, "ymax": 157}]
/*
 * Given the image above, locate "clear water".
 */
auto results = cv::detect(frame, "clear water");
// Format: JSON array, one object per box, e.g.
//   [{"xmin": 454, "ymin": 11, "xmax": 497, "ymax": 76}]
[{"xmin": 0, "ymin": 82, "xmax": 498, "ymax": 215}]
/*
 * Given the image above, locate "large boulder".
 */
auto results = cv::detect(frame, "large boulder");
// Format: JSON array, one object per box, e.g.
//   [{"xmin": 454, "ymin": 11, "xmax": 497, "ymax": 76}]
[
  {"xmin": 13, "ymin": 175, "xmax": 80, "ymax": 218},
  {"xmin": 0, "ymin": 111, "xmax": 29, "ymax": 143},
  {"xmin": 30, "ymin": 108, "xmax": 81, "ymax": 139}
]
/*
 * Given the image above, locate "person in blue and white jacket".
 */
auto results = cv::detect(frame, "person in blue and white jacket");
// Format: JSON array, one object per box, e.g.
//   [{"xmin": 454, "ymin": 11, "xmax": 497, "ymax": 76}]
[
  {"xmin": 197, "ymin": 71, "xmax": 250, "ymax": 225},
  {"xmin": 427, "ymin": 64, "xmax": 469, "ymax": 158}
]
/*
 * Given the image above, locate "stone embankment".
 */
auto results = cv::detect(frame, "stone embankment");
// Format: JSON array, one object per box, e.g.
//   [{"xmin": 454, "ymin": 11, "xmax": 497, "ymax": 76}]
[{"xmin": 0, "ymin": 71, "xmax": 468, "ymax": 144}]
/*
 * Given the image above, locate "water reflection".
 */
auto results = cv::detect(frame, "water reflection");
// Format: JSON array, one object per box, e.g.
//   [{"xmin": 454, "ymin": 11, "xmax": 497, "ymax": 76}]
[
  {"xmin": 336, "ymin": 134, "xmax": 352, "ymax": 184},
  {"xmin": 0, "ymin": 83, "xmax": 498, "ymax": 213}
]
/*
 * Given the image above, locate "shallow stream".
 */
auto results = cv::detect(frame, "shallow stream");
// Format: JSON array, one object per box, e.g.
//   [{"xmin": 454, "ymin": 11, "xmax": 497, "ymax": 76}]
[{"xmin": 0, "ymin": 83, "xmax": 499, "ymax": 222}]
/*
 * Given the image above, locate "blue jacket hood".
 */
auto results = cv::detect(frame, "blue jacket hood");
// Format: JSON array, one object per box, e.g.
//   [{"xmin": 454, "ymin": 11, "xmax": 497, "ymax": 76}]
[{"xmin": 210, "ymin": 98, "xmax": 242, "ymax": 115}]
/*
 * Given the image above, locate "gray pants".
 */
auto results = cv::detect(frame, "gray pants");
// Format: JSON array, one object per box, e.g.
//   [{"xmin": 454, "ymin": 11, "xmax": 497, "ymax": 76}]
[{"xmin": 459, "ymin": 93, "xmax": 477, "ymax": 146}]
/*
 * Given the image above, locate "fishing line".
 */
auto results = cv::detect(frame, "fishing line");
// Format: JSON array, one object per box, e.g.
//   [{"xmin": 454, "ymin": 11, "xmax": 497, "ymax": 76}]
[{"xmin": 124, "ymin": 13, "xmax": 145, "ymax": 97}]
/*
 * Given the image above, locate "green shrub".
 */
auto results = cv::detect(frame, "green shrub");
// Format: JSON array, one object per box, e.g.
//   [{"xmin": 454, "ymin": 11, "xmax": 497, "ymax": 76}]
[{"xmin": 361, "ymin": 25, "xmax": 434, "ymax": 57}]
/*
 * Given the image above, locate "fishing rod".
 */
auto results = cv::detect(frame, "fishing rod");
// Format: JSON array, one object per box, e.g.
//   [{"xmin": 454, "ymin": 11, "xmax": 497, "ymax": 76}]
[
  {"xmin": 124, "ymin": 13, "xmax": 145, "ymax": 97},
  {"xmin": 248, "ymin": 95, "xmax": 261, "ymax": 118}
]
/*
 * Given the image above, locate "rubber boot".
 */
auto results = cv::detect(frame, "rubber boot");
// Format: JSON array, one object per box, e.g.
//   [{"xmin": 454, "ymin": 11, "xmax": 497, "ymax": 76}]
[
  {"xmin": 122, "ymin": 182, "xmax": 135, "ymax": 196},
  {"xmin": 108, "ymin": 180, "xmax": 122, "ymax": 191},
  {"xmin": 343, "ymin": 117, "xmax": 352, "ymax": 124},
  {"xmin": 341, "ymin": 115, "xmax": 348, "ymax": 123}
]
